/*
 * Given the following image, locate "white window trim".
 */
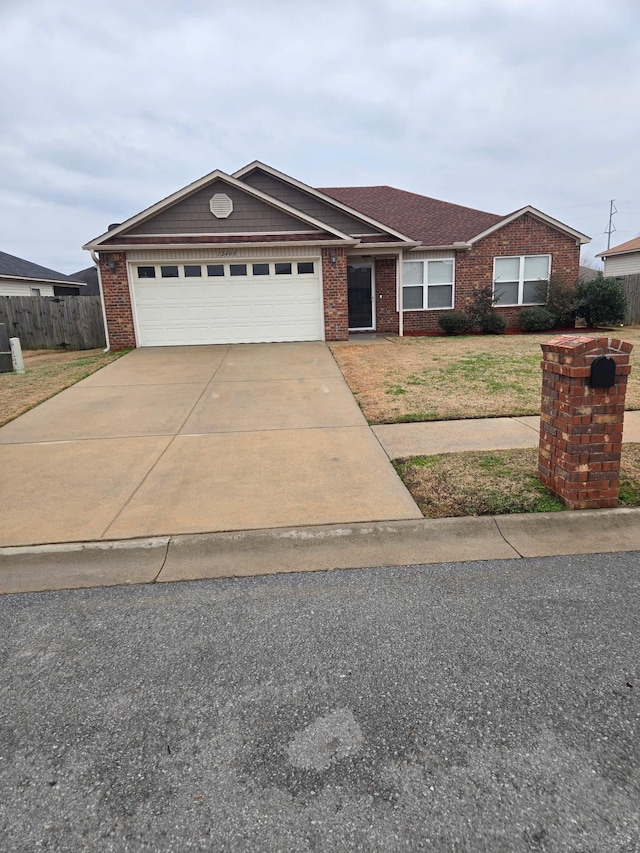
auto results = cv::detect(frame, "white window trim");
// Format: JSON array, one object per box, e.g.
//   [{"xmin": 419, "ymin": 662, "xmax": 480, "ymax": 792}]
[
  {"xmin": 401, "ymin": 258, "xmax": 455, "ymax": 311},
  {"xmin": 132, "ymin": 259, "xmax": 317, "ymax": 280},
  {"xmin": 493, "ymin": 254, "xmax": 551, "ymax": 307}
]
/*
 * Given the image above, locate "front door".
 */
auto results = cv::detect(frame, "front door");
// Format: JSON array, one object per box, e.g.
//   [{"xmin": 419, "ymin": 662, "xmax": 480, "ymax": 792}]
[{"xmin": 347, "ymin": 264, "xmax": 374, "ymax": 330}]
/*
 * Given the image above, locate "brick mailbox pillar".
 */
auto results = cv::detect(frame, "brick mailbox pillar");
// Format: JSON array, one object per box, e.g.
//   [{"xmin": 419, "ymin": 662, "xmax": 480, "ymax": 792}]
[{"xmin": 538, "ymin": 334, "xmax": 633, "ymax": 509}]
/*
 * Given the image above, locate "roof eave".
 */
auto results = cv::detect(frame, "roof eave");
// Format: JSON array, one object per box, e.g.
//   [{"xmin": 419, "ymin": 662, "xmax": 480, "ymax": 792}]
[
  {"xmin": 405, "ymin": 242, "xmax": 472, "ymax": 252},
  {"xmin": 468, "ymin": 206, "xmax": 591, "ymax": 245},
  {"xmin": 596, "ymin": 248, "xmax": 640, "ymax": 259},
  {"xmin": 87, "ymin": 239, "xmax": 361, "ymax": 252},
  {"xmin": 0, "ymin": 273, "xmax": 82, "ymax": 287}
]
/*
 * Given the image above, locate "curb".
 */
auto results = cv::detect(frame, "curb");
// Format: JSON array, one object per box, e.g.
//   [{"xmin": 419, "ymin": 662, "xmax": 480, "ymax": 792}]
[{"xmin": 1, "ymin": 508, "xmax": 640, "ymax": 595}]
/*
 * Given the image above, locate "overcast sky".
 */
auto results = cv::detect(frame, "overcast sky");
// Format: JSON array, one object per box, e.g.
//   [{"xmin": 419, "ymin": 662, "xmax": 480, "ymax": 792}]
[{"xmin": 1, "ymin": 0, "xmax": 638, "ymax": 274}]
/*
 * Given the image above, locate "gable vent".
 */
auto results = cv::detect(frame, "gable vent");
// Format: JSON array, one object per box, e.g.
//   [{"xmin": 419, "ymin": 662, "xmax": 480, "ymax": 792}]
[{"xmin": 209, "ymin": 193, "xmax": 234, "ymax": 219}]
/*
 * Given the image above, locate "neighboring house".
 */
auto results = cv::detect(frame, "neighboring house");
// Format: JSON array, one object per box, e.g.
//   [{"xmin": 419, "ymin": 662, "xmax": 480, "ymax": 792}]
[
  {"xmin": 596, "ymin": 236, "xmax": 640, "ymax": 277},
  {"xmin": 83, "ymin": 161, "xmax": 590, "ymax": 349},
  {"xmin": 579, "ymin": 265, "xmax": 602, "ymax": 282},
  {"xmin": 69, "ymin": 265, "xmax": 101, "ymax": 296},
  {"xmin": 0, "ymin": 250, "xmax": 85, "ymax": 296}
]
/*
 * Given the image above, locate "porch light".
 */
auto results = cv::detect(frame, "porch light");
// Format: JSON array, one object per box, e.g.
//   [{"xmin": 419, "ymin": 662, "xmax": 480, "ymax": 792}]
[
  {"xmin": 330, "ymin": 250, "xmax": 337, "ymax": 266},
  {"xmin": 106, "ymin": 256, "xmax": 117, "ymax": 273}
]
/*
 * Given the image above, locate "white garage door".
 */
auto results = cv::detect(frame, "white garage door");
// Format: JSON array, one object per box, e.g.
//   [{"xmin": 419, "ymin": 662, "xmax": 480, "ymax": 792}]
[{"xmin": 131, "ymin": 259, "xmax": 323, "ymax": 346}]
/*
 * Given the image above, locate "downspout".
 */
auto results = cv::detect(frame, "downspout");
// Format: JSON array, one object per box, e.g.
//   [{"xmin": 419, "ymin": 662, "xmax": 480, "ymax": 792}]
[
  {"xmin": 397, "ymin": 250, "xmax": 404, "ymax": 337},
  {"xmin": 90, "ymin": 250, "xmax": 111, "ymax": 352}
]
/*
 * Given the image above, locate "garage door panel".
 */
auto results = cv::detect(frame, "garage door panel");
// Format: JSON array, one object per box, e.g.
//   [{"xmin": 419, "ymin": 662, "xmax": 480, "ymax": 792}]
[{"xmin": 132, "ymin": 261, "xmax": 323, "ymax": 346}]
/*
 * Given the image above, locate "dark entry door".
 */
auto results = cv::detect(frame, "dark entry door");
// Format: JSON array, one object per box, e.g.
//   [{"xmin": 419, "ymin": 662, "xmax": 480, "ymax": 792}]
[{"xmin": 347, "ymin": 265, "xmax": 373, "ymax": 329}]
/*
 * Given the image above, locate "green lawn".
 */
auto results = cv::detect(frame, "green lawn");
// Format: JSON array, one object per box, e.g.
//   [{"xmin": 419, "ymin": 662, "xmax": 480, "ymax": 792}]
[{"xmin": 331, "ymin": 327, "xmax": 640, "ymax": 424}]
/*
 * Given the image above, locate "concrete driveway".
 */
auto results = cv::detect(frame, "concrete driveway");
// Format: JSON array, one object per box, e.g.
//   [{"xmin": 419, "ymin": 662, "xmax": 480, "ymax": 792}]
[{"xmin": 0, "ymin": 343, "xmax": 421, "ymax": 547}]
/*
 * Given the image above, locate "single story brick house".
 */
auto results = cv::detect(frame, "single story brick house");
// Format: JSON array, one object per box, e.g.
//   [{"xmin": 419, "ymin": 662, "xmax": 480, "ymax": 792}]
[{"xmin": 83, "ymin": 161, "xmax": 590, "ymax": 349}]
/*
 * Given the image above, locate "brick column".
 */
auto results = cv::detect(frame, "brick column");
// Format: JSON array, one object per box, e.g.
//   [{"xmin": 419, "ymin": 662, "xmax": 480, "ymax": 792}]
[
  {"xmin": 321, "ymin": 247, "xmax": 349, "ymax": 341},
  {"xmin": 538, "ymin": 334, "xmax": 633, "ymax": 509},
  {"xmin": 98, "ymin": 253, "xmax": 137, "ymax": 350},
  {"xmin": 374, "ymin": 257, "xmax": 399, "ymax": 334}
]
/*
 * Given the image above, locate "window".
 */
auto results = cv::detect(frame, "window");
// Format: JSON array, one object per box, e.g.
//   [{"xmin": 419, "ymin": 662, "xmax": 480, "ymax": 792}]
[
  {"xmin": 161, "ymin": 265, "xmax": 179, "ymax": 278},
  {"xmin": 252, "ymin": 263, "xmax": 270, "ymax": 275},
  {"xmin": 402, "ymin": 259, "xmax": 454, "ymax": 310},
  {"xmin": 207, "ymin": 264, "xmax": 224, "ymax": 276},
  {"xmin": 137, "ymin": 266, "xmax": 156, "ymax": 278},
  {"xmin": 30, "ymin": 288, "xmax": 41, "ymax": 296},
  {"xmin": 297, "ymin": 262, "xmax": 314, "ymax": 274},
  {"xmin": 230, "ymin": 264, "xmax": 247, "ymax": 276},
  {"xmin": 184, "ymin": 265, "xmax": 202, "ymax": 277},
  {"xmin": 275, "ymin": 262, "xmax": 292, "ymax": 275},
  {"xmin": 493, "ymin": 255, "xmax": 550, "ymax": 305}
]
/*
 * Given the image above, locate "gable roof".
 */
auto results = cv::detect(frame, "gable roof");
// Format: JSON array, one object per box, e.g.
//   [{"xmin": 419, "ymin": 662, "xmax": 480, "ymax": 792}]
[
  {"xmin": 84, "ymin": 170, "xmax": 359, "ymax": 250},
  {"xmin": 466, "ymin": 206, "xmax": 591, "ymax": 246},
  {"xmin": 70, "ymin": 265, "xmax": 100, "ymax": 295},
  {"xmin": 0, "ymin": 250, "xmax": 82, "ymax": 286},
  {"xmin": 596, "ymin": 235, "xmax": 640, "ymax": 258},
  {"xmin": 234, "ymin": 161, "xmax": 415, "ymax": 244}
]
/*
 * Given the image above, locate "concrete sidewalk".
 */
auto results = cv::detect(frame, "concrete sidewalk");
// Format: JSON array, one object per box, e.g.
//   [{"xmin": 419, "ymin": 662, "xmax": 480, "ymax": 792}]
[{"xmin": 372, "ymin": 410, "xmax": 640, "ymax": 459}]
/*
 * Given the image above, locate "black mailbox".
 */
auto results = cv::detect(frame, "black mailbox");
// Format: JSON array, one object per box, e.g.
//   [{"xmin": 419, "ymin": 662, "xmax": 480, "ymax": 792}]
[{"xmin": 589, "ymin": 355, "xmax": 616, "ymax": 388}]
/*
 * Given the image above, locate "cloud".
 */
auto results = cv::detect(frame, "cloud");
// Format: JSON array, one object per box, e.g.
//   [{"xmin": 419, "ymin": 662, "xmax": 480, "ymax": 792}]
[{"xmin": 0, "ymin": 0, "xmax": 638, "ymax": 270}]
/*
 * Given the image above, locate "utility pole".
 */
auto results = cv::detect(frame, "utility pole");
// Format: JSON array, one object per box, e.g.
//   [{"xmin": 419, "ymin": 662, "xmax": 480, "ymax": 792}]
[{"xmin": 605, "ymin": 199, "xmax": 617, "ymax": 249}]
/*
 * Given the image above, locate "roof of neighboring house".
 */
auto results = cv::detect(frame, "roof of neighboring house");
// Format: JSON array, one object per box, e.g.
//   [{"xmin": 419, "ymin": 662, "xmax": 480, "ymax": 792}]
[
  {"xmin": 596, "ymin": 235, "xmax": 640, "ymax": 258},
  {"xmin": 579, "ymin": 265, "xmax": 602, "ymax": 281},
  {"xmin": 69, "ymin": 265, "xmax": 100, "ymax": 295},
  {"xmin": 0, "ymin": 250, "xmax": 81, "ymax": 286},
  {"xmin": 319, "ymin": 186, "xmax": 502, "ymax": 246}
]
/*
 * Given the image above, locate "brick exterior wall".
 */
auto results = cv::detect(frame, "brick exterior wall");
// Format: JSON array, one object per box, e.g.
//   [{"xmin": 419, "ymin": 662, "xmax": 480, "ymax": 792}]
[
  {"xmin": 322, "ymin": 246, "xmax": 349, "ymax": 340},
  {"xmin": 374, "ymin": 258, "xmax": 399, "ymax": 334},
  {"xmin": 98, "ymin": 216, "xmax": 581, "ymax": 346},
  {"xmin": 99, "ymin": 253, "xmax": 137, "ymax": 350},
  {"xmin": 403, "ymin": 214, "xmax": 581, "ymax": 334},
  {"xmin": 538, "ymin": 335, "xmax": 633, "ymax": 509}
]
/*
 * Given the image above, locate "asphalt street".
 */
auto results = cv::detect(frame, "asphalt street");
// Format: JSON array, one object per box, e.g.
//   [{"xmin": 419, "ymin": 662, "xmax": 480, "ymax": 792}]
[{"xmin": 1, "ymin": 553, "xmax": 638, "ymax": 852}]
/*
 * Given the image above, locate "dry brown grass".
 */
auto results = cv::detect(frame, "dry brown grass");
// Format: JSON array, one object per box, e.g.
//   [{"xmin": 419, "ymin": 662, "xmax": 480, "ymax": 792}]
[
  {"xmin": 0, "ymin": 349, "xmax": 124, "ymax": 427},
  {"xmin": 330, "ymin": 327, "xmax": 640, "ymax": 424},
  {"xmin": 394, "ymin": 443, "xmax": 640, "ymax": 518}
]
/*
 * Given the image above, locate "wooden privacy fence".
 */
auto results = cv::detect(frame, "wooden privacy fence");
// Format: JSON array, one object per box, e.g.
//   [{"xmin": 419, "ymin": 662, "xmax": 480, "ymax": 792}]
[
  {"xmin": 0, "ymin": 295, "xmax": 106, "ymax": 350},
  {"xmin": 620, "ymin": 274, "xmax": 640, "ymax": 325}
]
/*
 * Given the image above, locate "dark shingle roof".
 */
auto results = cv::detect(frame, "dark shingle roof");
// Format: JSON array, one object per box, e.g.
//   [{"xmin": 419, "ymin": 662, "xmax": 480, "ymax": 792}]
[
  {"xmin": 319, "ymin": 186, "xmax": 503, "ymax": 245},
  {"xmin": 0, "ymin": 250, "xmax": 79, "ymax": 285},
  {"xmin": 69, "ymin": 266, "xmax": 100, "ymax": 295}
]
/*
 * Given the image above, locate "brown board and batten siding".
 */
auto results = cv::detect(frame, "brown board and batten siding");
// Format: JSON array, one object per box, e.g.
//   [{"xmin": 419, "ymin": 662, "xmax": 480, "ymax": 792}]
[
  {"xmin": 241, "ymin": 170, "xmax": 388, "ymax": 237},
  {"xmin": 124, "ymin": 182, "xmax": 314, "ymax": 236}
]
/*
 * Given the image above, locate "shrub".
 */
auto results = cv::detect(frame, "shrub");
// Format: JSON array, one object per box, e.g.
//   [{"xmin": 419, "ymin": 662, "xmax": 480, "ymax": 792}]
[
  {"xmin": 465, "ymin": 283, "xmax": 495, "ymax": 329},
  {"xmin": 519, "ymin": 306, "xmax": 557, "ymax": 332},
  {"xmin": 480, "ymin": 311, "xmax": 507, "ymax": 334},
  {"xmin": 438, "ymin": 311, "xmax": 470, "ymax": 335},
  {"xmin": 543, "ymin": 278, "xmax": 579, "ymax": 327},
  {"xmin": 576, "ymin": 275, "xmax": 627, "ymax": 327}
]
